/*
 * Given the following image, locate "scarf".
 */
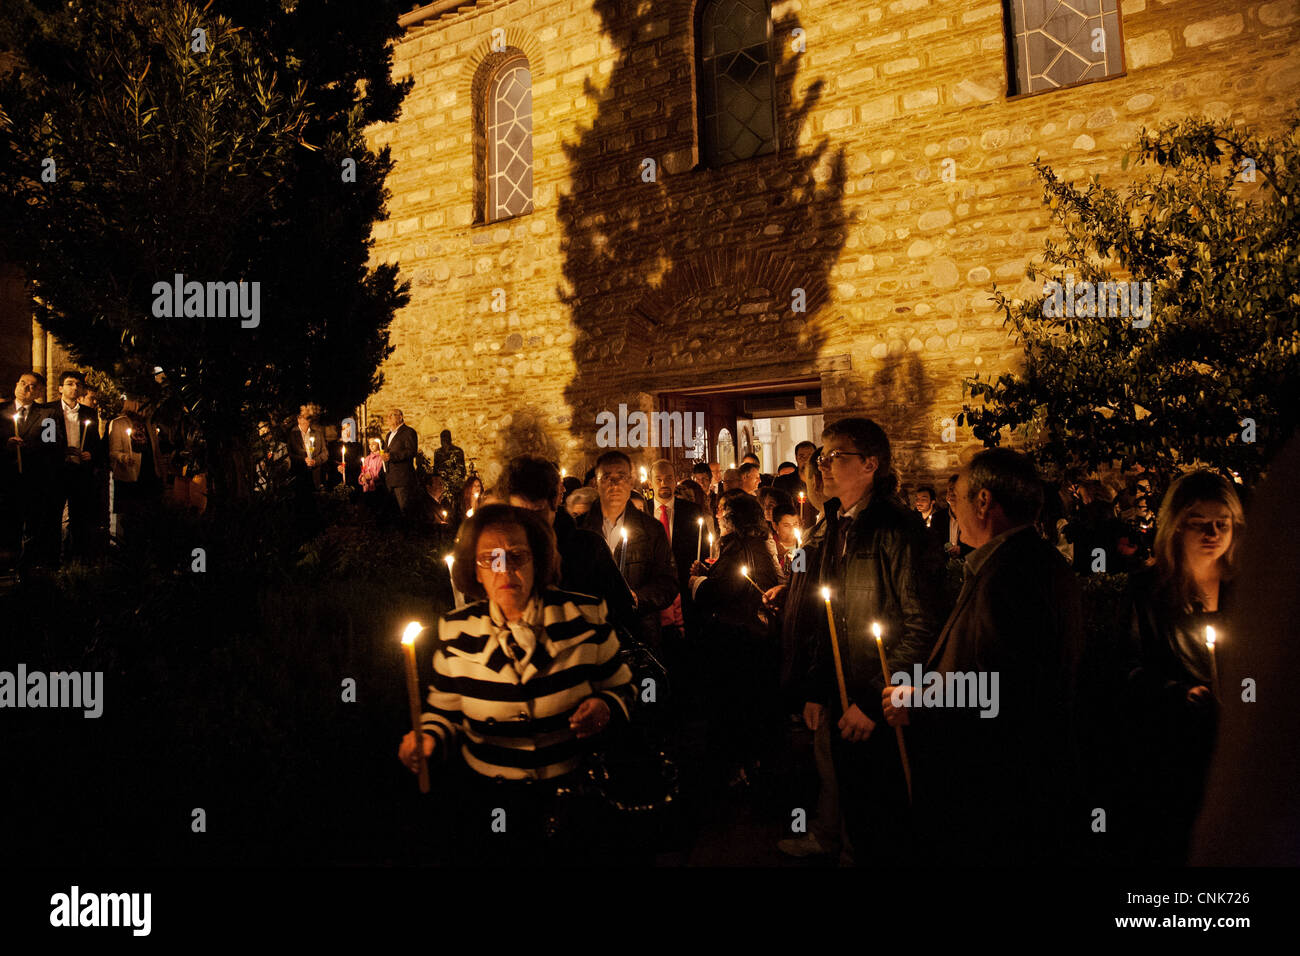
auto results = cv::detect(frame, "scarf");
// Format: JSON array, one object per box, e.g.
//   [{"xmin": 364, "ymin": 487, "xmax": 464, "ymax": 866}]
[{"xmin": 487, "ymin": 594, "xmax": 544, "ymax": 677}]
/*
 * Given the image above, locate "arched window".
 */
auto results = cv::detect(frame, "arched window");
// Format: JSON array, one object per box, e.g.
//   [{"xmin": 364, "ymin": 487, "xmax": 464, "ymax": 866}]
[
  {"xmin": 486, "ymin": 54, "xmax": 533, "ymax": 221},
  {"xmin": 698, "ymin": 0, "xmax": 778, "ymax": 167}
]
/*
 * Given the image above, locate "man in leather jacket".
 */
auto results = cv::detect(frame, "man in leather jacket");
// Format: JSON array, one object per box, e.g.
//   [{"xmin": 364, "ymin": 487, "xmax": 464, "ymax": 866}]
[{"xmin": 797, "ymin": 417, "xmax": 938, "ymax": 859}]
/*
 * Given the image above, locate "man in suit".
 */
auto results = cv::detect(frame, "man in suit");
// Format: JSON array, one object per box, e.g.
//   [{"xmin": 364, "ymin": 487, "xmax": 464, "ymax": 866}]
[
  {"xmin": 649, "ymin": 458, "xmax": 706, "ymax": 707},
  {"xmin": 286, "ymin": 406, "xmax": 327, "ymax": 492},
  {"xmin": 381, "ymin": 408, "xmax": 418, "ymax": 515},
  {"xmin": 576, "ymin": 450, "xmax": 678, "ymax": 652},
  {"xmin": 50, "ymin": 371, "xmax": 106, "ymax": 562},
  {"xmin": 798, "ymin": 417, "xmax": 938, "ymax": 861},
  {"xmin": 2, "ymin": 371, "xmax": 65, "ymax": 572},
  {"xmin": 882, "ymin": 448, "xmax": 1084, "ymax": 866},
  {"xmin": 502, "ymin": 454, "xmax": 634, "ymax": 624}
]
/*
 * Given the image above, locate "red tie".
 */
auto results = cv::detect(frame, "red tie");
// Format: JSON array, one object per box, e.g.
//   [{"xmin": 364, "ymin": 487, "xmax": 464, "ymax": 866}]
[{"xmin": 658, "ymin": 504, "xmax": 683, "ymax": 627}]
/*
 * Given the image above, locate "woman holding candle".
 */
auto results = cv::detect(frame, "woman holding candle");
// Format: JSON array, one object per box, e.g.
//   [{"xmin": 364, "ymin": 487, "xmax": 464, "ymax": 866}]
[
  {"xmin": 1119, "ymin": 469, "xmax": 1243, "ymax": 865},
  {"xmin": 688, "ymin": 492, "xmax": 780, "ymax": 788},
  {"xmin": 397, "ymin": 504, "xmax": 635, "ymax": 864},
  {"xmin": 455, "ymin": 475, "xmax": 483, "ymax": 526}
]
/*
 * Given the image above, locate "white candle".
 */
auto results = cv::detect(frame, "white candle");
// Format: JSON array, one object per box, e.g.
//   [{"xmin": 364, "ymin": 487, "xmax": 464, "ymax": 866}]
[
  {"xmin": 696, "ymin": 516, "xmax": 704, "ymax": 561},
  {"xmin": 11, "ymin": 414, "xmax": 22, "ymax": 474},
  {"xmin": 1205, "ymin": 625, "xmax": 1220, "ymax": 698},
  {"xmin": 401, "ymin": 621, "xmax": 430, "ymax": 794},
  {"xmin": 619, "ymin": 526, "xmax": 628, "ymax": 576}
]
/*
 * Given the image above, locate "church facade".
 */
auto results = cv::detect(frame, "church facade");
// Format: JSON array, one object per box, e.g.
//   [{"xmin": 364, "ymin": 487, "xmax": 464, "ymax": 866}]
[{"xmin": 366, "ymin": 0, "xmax": 1300, "ymax": 484}]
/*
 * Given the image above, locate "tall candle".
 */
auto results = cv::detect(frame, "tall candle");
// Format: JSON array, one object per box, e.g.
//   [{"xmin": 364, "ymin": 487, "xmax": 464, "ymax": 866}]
[
  {"xmin": 1205, "ymin": 625, "xmax": 1220, "ymax": 699},
  {"xmin": 619, "ymin": 527, "xmax": 628, "ymax": 576},
  {"xmin": 820, "ymin": 588, "xmax": 850, "ymax": 712},
  {"xmin": 873, "ymin": 620, "xmax": 913, "ymax": 803},
  {"xmin": 740, "ymin": 565, "xmax": 765, "ymax": 595},
  {"xmin": 707, "ymin": 532, "xmax": 714, "ymax": 561},
  {"xmin": 11, "ymin": 414, "xmax": 21, "ymax": 474},
  {"xmin": 445, "ymin": 554, "xmax": 461, "ymax": 607},
  {"xmin": 696, "ymin": 516, "xmax": 704, "ymax": 561},
  {"xmin": 401, "ymin": 621, "xmax": 430, "ymax": 794}
]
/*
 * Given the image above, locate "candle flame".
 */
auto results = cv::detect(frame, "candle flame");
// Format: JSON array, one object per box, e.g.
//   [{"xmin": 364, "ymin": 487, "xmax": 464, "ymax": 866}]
[
  {"xmin": 872, "ymin": 621, "xmax": 883, "ymax": 640},
  {"xmin": 1205, "ymin": 625, "xmax": 1216, "ymax": 648},
  {"xmin": 444, "ymin": 554, "xmax": 454, "ymax": 569},
  {"xmin": 466, "ymin": 508, "xmax": 474, "ymax": 517},
  {"xmin": 821, "ymin": 586, "xmax": 831, "ymax": 601},
  {"xmin": 401, "ymin": 621, "xmax": 423, "ymax": 645},
  {"xmin": 620, "ymin": 527, "xmax": 628, "ymax": 543},
  {"xmin": 697, "ymin": 516, "xmax": 703, "ymax": 526},
  {"xmin": 740, "ymin": 565, "xmax": 749, "ymax": 577}
]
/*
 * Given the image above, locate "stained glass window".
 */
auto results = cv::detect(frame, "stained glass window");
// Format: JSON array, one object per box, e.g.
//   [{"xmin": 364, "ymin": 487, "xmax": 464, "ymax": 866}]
[
  {"xmin": 699, "ymin": 0, "xmax": 778, "ymax": 166},
  {"xmin": 488, "ymin": 55, "xmax": 533, "ymax": 221},
  {"xmin": 1006, "ymin": 0, "xmax": 1124, "ymax": 95}
]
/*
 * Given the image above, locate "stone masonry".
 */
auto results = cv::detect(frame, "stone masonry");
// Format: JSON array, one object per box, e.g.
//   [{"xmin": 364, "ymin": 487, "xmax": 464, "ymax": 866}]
[{"xmin": 366, "ymin": 0, "xmax": 1300, "ymax": 488}]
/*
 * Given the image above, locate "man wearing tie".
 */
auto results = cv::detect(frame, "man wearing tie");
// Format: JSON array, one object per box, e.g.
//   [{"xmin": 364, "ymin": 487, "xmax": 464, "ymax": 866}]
[
  {"xmin": 52, "ymin": 371, "xmax": 105, "ymax": 562},
  {"xmin": 650, "ymin": 459, "xmax": 705, "ymax": 706},
  {"xmin": 1, "ymin": 371, "xmax": 64, "ymax": 572},
  {"xmin": 381, "ymin": 408, "xmax": 418, "ymax": 515}
]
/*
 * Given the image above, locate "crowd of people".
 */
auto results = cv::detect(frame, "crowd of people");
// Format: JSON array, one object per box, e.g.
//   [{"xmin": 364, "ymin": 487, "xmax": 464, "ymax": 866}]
[
  {"xmin": 1, "ymin": 370, "xmax": 1258, "ymax": 866},
  {"xmin": 1, "ymin": 369, "xmax": 177, "ymax": 575},
  {"xmin": 389, "ymin": 414, "xmax": 1254, "ymax": 867}
]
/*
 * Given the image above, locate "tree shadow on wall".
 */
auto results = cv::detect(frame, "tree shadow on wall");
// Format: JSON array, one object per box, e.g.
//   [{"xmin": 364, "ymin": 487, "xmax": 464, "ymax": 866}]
[{"xmin": 558, "ymin": 1, "xmax": 848, "ymax": 450}]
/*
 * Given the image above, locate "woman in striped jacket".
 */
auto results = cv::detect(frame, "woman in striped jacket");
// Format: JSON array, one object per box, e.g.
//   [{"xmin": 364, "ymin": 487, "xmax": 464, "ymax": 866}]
[{"xmin": 398, "ymin": 504, "xmax": 635, "ymax": 862}]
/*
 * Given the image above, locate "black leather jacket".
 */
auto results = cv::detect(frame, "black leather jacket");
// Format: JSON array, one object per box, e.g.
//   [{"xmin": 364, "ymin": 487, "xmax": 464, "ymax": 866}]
[{"xmin": 806, "ymin": 493, "xmax": 939, "ymax": 720}]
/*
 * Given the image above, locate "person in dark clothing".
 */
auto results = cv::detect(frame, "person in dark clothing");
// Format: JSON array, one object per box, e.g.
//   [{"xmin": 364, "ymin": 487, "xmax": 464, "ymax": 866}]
[
  {"xmin": 1, "ymin": 371, "xmax": 63, "ymax": 572},
  {"xmin": 500, "ymin": 454, "xmax": 635, "ymax": 627},
  {"xmin": 883, "ymin": 448, "xmax": 1085, "ymax": 866},
  {"xmin": 689, "ymin": 492, "xmax": 780, "ymax": 787},
  {"xmin": 1118, "ymin": 469, "xmax": 1242, "ymax": 865},
  {"xmin": 797, "ymin": 418, "xmax": 938, "ymax": 860},
  {"xmin": 575, "ymin": 451, "xmax": 678, "ymax": 654}
]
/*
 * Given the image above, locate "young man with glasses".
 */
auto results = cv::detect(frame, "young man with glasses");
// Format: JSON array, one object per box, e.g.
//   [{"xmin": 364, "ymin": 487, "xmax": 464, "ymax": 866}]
[{"xmin": 791, "ymin": 417, "xmax": 938, "ymax": 862}]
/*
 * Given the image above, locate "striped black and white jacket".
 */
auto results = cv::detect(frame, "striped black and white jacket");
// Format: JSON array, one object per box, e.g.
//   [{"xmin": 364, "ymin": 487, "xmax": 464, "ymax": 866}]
[{"xmin": 422, "ymin": 589, "xmax": 636, "ymax": 781}]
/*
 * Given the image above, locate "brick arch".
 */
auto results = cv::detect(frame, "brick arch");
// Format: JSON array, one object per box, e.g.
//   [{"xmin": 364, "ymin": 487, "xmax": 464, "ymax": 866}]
[{"xmin": 467, "ymin": 39, "xmax": 543, "ymax": 224}]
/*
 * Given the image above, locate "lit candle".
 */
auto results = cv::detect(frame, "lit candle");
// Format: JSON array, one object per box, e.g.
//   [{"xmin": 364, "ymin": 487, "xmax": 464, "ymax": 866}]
[
  {"xmin": 739, "ymin": 565, "xmax": 765, "ymax": 595},
  {"xmin": 1205, "ymin": 625, "xmax": 1220, "ymax": 699},
  {"xmin": 560, "ymin": 467, "xmax": 567, "ymax": 480},
  {"xmin": 619, "ymin": 526, "xmax": 628, "ymax": 576},
  {"xmin": 639, "ymin": 466, "xmax": 648, "ymax": 489},
  {"xmin": 11, "ymin": 414, "xmax": 22, "ymax": 474},
  {"xmin": 401, "ymin": 621, "xmax": 430, "ymax": 794},
  {"xmin": 445, "ymin": 554, "xmax": 461, "ymax": 607},
  {"xmin": 820, "ymin": 588, "xmax": 850, "ymax": 712},
  {"xmin": 795, "ymin": 528, "xmax": 802, "ymax": 549},
  {"xmin": 873, "ymin": 620, "xmax": 913, "ymax": 803},
  {"xmin": 308, "ymin": 435, "xmax": 315, "ymax": 461},
  {"xmin": 707, "ymin": 531, "xmax": 714, "ymax": 560},
  {"xmin": 696, "ymin": 516, "xmax": 704, "ymax": 561}
]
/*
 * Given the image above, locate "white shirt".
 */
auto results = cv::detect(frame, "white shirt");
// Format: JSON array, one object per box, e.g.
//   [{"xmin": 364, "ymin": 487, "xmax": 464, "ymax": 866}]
[
  {"xmin": 601, "ymin": 508, "xmax": 629, "ymax": 554},
  {"xmin": 62, "ymin": 401, "xmax": 81, "ymax": 448}
]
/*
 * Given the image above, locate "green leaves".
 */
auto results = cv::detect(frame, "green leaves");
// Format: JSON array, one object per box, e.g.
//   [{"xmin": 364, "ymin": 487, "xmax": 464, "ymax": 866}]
[{"xmin": 961, "ymin": 113, "xmax": 1300, "ymax": 487}]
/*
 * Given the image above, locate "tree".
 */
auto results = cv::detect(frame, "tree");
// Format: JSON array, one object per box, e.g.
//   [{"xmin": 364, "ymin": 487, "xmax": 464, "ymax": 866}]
[
  {"xmin": 0, "ymin": 0, "xmax": 410, "ymax": 506},
  {"xmin": 960, "ymin": 115, "xmax": 1300, "ymax": 487}
]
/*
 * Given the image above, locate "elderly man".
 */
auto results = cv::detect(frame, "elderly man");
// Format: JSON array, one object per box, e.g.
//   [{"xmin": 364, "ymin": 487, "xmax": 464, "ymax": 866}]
[
  {"xmin": 720, "ymin": 467, "xmax": 741, "ymax": 492},
  {"xmin": 381, "ymin": 409, "xmax": 418, "ymax": 515},
  {"xmin": 576, "ymin": 450, "xmax": 678, "ymax": 652},
  {"xmin": 882, "ymin": 448, "xmax": 1083, "ymax": 865}
]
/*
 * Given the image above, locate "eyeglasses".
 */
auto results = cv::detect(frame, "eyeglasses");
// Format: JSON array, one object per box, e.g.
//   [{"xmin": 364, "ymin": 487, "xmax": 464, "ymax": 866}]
[
  {"xmin": 816, "ymin": 450, "xmax": 865, "ymax": 469},
  {"xmin": 597, "ymin": 473, "xmax": 631, "ymax": 486},
  {"xmin": 1183, "ymin": 518, "xmax": 1231, "ymax": 536},
  {"xmin": 474, "ymin": 548, "xmax": 534, "ymax": 570}
]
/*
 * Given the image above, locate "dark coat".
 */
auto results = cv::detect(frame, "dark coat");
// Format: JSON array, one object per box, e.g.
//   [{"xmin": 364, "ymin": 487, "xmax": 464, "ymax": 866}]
[
  {"xmin": 553, "ymin": 508, "xmax": 636, "ymax": 629},
  {"xmin": 576, "ymin": 502, "xmax": 678, "ymax": 649},
  {"xmin": 646, "ymin": 495, "xmax": 705, "ymax": 624},
  {"xmin": 1117, "ymin": 567, "xmax": 1226, "ymax": 864},
  {"xmin": 383, "ymin": 423, "xmax": 419, "ymax": 490},
  {"xmin": 693, "ymin": 533, "xmax": 779, "ymax": 641},
  {"xmin": 286, "ymin": 424, "xmax": 328, "ymax": 488},
  {"xmin": 913, "ymin": 526, "xmax": 1084, "ymax": 865},
  {"xmin": 806, "ymin": 493, "xmax": 939, "ymax": 720},
  {"xmin": 1, "ymin": 401, "xmax": 64, "ymax": 487}
]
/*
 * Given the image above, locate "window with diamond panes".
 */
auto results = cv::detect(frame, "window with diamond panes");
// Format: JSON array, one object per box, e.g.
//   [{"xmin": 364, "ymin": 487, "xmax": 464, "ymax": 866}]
[
  {"xmin": 1006, "ymin": 0, "xmax": 1124, "ymax": 95},
  {"xmin": 487, "ymin": 56, "xmax": 533, "ymax": 221},
  {"xmin": 699, "ymin": 0, "xmax": 778, "ymax": 167}
]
